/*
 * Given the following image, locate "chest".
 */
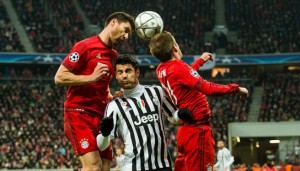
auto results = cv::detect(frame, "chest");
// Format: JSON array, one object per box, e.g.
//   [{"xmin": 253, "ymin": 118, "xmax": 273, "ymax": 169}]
[{"xmin": 86, "ymin": 49, "xmax": 116, "ymax": 80}]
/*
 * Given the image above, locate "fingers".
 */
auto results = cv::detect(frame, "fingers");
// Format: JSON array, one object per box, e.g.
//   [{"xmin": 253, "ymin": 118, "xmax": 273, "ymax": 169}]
[
  {"xmin": 201, "ymin": 52, "xmax": 214, "ymax": 62},
  {"xmin": 95, "ymin": 62, "xmax": 109, "ymax": 76}
]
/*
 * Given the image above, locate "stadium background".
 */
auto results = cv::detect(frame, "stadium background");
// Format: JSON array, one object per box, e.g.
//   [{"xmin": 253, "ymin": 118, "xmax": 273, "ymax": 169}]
[{"xmin": 0, "ymin": 0, "xmax": 299, "ymax": 170}]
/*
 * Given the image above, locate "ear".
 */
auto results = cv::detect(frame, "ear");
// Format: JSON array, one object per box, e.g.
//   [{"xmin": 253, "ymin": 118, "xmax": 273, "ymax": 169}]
[
  {"xmin": 110, "ymin": 18, "xmax": 118, "ymax": 27},
  {"xmin": 136, "ymin": 68, "xmax": 140, "ymax": 78},
  {"xmin": 173, "ymin": 43, "xmax": 179, "ymax": 53}
]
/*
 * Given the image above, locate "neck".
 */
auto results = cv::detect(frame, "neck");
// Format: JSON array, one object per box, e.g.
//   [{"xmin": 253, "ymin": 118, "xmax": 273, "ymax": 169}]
[
  {"xmin": 99, "ymin": 29, "xmax": 111, "ymax": 47},
  {"xmin": 123, "ymin": 84, "xmax": 143, "ymax": 98}
]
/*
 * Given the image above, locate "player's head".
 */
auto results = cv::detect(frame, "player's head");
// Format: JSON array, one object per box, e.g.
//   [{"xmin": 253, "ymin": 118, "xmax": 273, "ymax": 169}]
[
  {"xmin": 217, "ymin": 139, "xmax": 226, "ymax": 149},
  {"xmin": 104, "ymin": 12, "xmax": 135, "ymax": 47},
  {"xmin": 115, "ymin": 54, "xmax": 140, "ymax": 89},
  {"xmin": 149, "ymin": 31, "xmax": 183, "ymax": 62}
]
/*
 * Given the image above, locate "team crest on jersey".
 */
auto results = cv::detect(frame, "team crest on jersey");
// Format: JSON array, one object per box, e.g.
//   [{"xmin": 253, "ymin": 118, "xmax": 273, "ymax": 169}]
[
  {"xmin": 190, "ymin": 69, "xmax": 200, "ymax": 77},
  {"xmin": 206, "ymin": 164, "xmax": 213, "ymax": 171},
  {"xmin": 80, "ymin": 138, "xmax": 89, "ymax": 149},
  {"xmin": 69, "ymin": 52, "xmax": 79, "ymax": 62},
  {"xmin": 121, "ymin": 102, "xmax": 127, "ymax": 106}
]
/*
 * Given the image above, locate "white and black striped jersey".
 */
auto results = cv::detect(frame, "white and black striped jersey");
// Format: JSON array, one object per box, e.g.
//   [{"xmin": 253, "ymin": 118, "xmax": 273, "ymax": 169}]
[{"xmin": 105, "ymin": 84, "xmax": 177, "ymax": 171}]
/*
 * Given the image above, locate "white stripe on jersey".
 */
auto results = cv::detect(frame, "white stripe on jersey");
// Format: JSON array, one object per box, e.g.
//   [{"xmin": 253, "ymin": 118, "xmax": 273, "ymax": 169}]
[{"xmin": 105, "ymin": 85, "xmax": 175, "ymax": 171}]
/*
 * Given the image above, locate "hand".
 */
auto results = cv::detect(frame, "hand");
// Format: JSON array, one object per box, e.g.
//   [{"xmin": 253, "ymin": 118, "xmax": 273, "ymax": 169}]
[
  {"xmin": 90, "ymin": 62, "xmax": 109, "ymax": 82},
  {"xmin": 238, "ymin": 87, "xmax": 248, "ymax": 99},
  {"xmin": 178, "ymin": 108, "xmax": 193, "ymax": 121},
  {"xmin": 112, "ymin": 90, "xmax": 123, "ymax": 99},
  {"xmin": 200, "ymin": 52, "xmax": 213, "ymax": 62},
  {"xmin": 100, "ymin": 115, "xmax": 114, "ymax": 137}
]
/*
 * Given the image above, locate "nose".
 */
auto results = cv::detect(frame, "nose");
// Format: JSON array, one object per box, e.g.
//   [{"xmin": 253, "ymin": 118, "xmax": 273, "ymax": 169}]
[{"xmin": 121, "ymin": 72, "xmax": 128, "ymax": 78}]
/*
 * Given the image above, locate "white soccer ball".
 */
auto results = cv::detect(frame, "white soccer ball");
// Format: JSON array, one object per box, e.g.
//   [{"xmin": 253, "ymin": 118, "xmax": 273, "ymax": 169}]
[{"xmin": 135, "ymin": 11, "xmax": 164, "ymax": 40}]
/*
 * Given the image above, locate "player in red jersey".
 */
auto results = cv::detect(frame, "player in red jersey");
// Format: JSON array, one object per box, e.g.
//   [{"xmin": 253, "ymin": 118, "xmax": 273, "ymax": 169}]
[
  {"xmin": 54, "ymin": 12, "xmax": 135, "ymax": 171},
  {"xmin": 149, "ymin": 32, "xmax": 248, "ymax": 171}
]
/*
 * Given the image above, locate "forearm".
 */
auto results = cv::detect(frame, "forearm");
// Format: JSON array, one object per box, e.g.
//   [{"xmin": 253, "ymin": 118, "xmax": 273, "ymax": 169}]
[
  {"xmin": 55, "ymin": 73, "xmax": 94, "ymax": 86},
  {"xmin": 194, "ymin": 79, "xmax": 239, "ymax": 96},
  {"xmin": 191, "ymin": 58, "xmax": 205, "ymax": 70}
]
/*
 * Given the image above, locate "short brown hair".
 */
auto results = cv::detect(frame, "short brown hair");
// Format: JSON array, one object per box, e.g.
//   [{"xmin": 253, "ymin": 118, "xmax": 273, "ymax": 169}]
[
  {"xmin": 105, "ymin": 12, "xmax": 135, "ymax": 30},
  {"xmin": 149, "ymin": 32, "xmax": 175, "ymax": 62}
]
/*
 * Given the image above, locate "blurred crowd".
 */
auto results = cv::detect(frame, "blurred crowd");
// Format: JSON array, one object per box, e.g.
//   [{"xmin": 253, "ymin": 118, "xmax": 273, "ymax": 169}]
[
  {"xmin": 2, "ymin": 0, "xmax": 300, "ymax": 55},
  {"xmin": 12, "ymin": 0, "xmax": 84, "ymax": 53},
  {"xmin": 0, "ymin": 1, "xmax": 24, "ymax": 52},
  {"xmin": 258, "ymin": 71, "xmax": 300, "ymax": 122},
  {"xmin": 225, "ymin": 0, "xmax": 300, "ymax": 54}
]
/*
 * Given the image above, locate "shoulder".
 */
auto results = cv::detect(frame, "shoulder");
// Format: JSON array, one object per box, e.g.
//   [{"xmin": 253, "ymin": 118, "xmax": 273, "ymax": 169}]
[{"xmin": 144, "ymin": 84, "xmax": 162, "ymax": 92}]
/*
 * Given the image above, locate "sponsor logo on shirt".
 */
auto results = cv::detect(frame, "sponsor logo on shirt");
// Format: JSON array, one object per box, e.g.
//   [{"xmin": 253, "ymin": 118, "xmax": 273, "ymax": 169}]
[
  {"xmin": 69, "ymin": 52, "xmax": 79, "ymax": 62},
  {"xmin": 190, "ymin": 69, "xmax": 200, "ymax": 77},
  {"xmin": 134, "ymin": 113, "xmax": 159, "ymax": 126}
]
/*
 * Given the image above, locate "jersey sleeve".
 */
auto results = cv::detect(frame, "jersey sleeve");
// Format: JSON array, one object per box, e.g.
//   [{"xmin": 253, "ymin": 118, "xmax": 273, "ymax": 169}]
[
  {"xmin": 158, "ymin": 86, "xmax": 180, "ymax": 124},
  {"xmin": 62, "ymin": 41, "xmax": 88, "ymax": 72},
  {"xmin": 174, "ymin": 63, "xmax": 239, "ymax": 96},
  {"xmin": 191, "ymin": 58, "xmax": 205, "ymax": 70},
  {"xmin": 104, "ymin": 101, "xmax": 119, "ymax": 139}
]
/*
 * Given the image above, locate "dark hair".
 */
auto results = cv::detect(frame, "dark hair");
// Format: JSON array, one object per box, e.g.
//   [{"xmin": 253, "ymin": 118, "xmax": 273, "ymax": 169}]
[
  {"xmin": 105, "ymin": 12, "xmax": 135, "ymax": 30},
  {"xmin": 115, "ymin": 54, "xmax": 139, "ymax": 70},
  {"xmin": 149, "ymin": 31, "xmax": 175, "ymax": 62}
]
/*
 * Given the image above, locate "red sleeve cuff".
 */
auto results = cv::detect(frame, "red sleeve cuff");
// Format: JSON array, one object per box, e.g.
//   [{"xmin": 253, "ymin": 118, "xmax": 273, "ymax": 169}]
[{"xmin": 228, "ymin": 84, "xmax": 240, "ymax": 93}]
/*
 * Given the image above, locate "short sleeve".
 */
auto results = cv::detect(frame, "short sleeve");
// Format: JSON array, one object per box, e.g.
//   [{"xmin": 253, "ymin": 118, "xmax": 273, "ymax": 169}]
[
  {"xmin": 173, "ymin": 63, "xmax": 201, "ymax": 89},
  {"xmin": 62, "ymin": 41, "xmax": 87, "ymax": 72}
]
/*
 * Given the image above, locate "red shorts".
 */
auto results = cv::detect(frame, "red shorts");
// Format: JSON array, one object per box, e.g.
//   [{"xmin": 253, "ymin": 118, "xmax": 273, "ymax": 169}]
[
  {"xmin": 175, "ymin": 125, "xmax": 215, "ymax": 171},
  {"xmin": 64, "ymin": 109, "xmax": 113, "ymax": 160}
]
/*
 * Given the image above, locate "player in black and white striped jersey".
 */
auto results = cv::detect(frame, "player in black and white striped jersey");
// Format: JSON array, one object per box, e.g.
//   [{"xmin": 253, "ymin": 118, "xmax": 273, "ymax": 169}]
[{"xmin": 96, "ymin": 54, "xmax": 193, "ymax": 171}]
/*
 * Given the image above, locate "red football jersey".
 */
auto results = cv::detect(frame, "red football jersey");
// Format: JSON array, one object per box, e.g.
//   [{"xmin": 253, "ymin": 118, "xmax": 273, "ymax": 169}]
[
  {"xmin": 156, "ymin": 59, "xmax": 239, "ymax": 122},
  {"xmin": 62, "ymin": 36, "xmax": 118, "ymax": 117}
]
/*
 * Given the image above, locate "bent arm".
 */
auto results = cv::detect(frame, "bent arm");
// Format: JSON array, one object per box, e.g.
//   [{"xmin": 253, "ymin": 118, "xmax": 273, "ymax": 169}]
[{"xmin": 54, "ymin": 65, "xmax": 94, "ymax": 86}]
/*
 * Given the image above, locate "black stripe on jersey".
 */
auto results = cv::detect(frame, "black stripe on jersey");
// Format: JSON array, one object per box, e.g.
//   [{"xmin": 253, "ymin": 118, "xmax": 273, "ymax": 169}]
[
  {"xmin": 144, "ymin": 87, "xmax": 160, "ymax": 169},
  {"xmin": 140, "ymin": 92, "xmax": 154, "ymax": 170},
  {"xmin": 115, "ymin": 100, "xmax": 138, "ymax": 171},
  {"xmin": 114, "ymin": 112, "xmax": 119, "ymax": 137},
  {"xmin": 162, "ymin": 103, "xmax": 172, "ymax": 117},
  {"xmin": 129, "ymin": 97, "xmax": 146, "ymax": 171},
  {"xmin": 165, "ymin": 97, "xmax": 176, "ymax": 110},
  {"xmin": 153, "ymin": 86, "xmax": 169, "ymax": 168}
]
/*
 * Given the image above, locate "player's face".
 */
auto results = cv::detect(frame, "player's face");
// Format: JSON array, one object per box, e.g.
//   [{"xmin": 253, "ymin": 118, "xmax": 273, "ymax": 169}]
[
  {"xmin": 116, "ymin": 64, "xmax": 140, "ymax": 89},
  {"xmin": 110, "ymin": 20, "xmax": 132, "ymax": 47},
  {"xmin": 172, "ymin": 36, "xmax": 183, "ymax": 59}
]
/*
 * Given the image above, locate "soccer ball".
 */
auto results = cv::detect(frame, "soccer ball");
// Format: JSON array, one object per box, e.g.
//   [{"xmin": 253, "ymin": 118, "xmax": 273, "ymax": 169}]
[{"xmin": 135, "ymin": 11, "xmax": 164, "ymax": 40}]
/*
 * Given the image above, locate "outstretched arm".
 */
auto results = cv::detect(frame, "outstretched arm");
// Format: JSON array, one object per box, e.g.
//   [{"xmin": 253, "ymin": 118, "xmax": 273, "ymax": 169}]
[{"xmin": 191, "ymin": 52, "xmax": 213, "ymax": 70}]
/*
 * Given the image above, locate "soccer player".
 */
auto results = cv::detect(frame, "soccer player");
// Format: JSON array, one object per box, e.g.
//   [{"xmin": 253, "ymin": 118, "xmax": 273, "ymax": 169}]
[
  {"xmin": 54, "ymin": 12, "xmax": 135, "ymax": 171},
  {"xmin": 214, "ymin": 140, "xmax": 234, "ymax": 171},
  {"xmin": 149, "ymin": 31, "xmax": 249, "ymax": 171},
  {"xmin": 96, "ymin": 55, "xmax": 193, "ymax": 171}
]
